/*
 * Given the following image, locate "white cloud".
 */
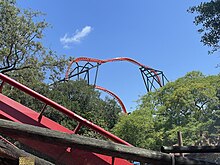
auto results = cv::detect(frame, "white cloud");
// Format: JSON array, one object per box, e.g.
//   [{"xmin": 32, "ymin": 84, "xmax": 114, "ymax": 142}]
[{"xmin": 60, "ymin": 26, "xmax": 92, "ymax": 48}]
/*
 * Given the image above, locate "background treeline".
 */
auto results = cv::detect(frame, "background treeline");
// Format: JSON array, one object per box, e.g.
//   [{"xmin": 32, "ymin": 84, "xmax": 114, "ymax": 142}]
[{"xmin": 113, "ymin": 71, "xmax": 220, "ymax": 150}]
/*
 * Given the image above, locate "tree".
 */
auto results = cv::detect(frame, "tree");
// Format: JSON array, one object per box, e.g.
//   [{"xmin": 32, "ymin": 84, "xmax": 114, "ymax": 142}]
[
  {"xmin": 0, "ymin": 0, "xmax": 122, "ymax": 141},
  {"xmin": 0, "ymin": 0, "xmax": 67, "ymax": 121},
  {"xmin": 0, "ymin": 0, "xmax": 67, "ymax": 83},
  {"xmin": 112, "ymin": 106, "xmax": 157, "ymax": 150},
  {"xmin": 113, "ymin": 71, "xmax": 220, "ymax": 150},
  {"xmin": 0, "ymin": 0, "xmax": 67, "ymax": 111},
  {"xmin": 103, "ymin": 97, "xmax": 122, "ymax": 130},
  {"xmin": 154, "ymin": 71, "xmax": 220, "ymax": 146},
  {"xmin": 44, "ymin": 80, "xmax": 122, "ymax": 139},
  {"xmin": 188, "ymin": 0, "xmax": 220, "ymax": 53}
]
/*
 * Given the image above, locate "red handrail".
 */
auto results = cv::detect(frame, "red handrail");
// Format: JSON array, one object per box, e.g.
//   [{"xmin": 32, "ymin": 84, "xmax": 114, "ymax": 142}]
[{"xmin": 0, "ymin": 73, "xmax": 131, "ymax": 146}]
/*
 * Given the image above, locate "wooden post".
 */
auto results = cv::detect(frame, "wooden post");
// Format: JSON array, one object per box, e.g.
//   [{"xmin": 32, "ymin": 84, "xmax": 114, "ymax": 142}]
[
  {"xmin": 177, "ymin": 131, "xmax": 184, "ymax": 157},
  {"xmin": 0, "ymin": 119, "xmax": 217, "ymax": 165}
]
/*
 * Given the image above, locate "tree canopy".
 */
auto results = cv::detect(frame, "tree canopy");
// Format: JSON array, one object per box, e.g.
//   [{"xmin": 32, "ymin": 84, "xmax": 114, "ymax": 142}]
[
  {"xmin": 113, "ymin": 71, "xmax": 220, "ymax": 150},
  {"xmin": 188, "ymin": 0, "xmax": 220, "ymax": 53},
  {"xmin": 0, "ymin": 0, "xmax": 67, "ymax": 83},
  {"xmin": 0, "ymin": 0, "xmax": 122, "ymax": 140},
  {"xmin": 44, "ymin": 80, "xmax": 122, "ymax": 138}
]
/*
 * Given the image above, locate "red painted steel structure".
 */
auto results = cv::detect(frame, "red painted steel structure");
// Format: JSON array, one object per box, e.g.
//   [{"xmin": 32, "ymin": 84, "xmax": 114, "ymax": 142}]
[
  {"xmin": 0, "ymin": 57, "xmax": 167, "ymax": 164},
  {"xmin": 66, "ymin": 57, "xmax": 168, "ymax": 114},
  {"xmin": 0, "ymin": 93, "xmax": 131, "ymax": 165},
  {"xmin": 66, "ymin": 57, "xmax": 163, "ymax": 86},
  {"xmin": 0, "ymin": 73, "xmax": 133, "ymax": 165},
  {"xmin": 95, "ymin": 85, "xmax": 127, "ymax": 114},
  {"xmin": 0, "ymin": 73, "xmax": 130, "ymax": 146}
]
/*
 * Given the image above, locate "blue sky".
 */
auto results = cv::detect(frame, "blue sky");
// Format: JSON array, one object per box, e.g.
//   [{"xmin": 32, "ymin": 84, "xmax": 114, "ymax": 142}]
[{"xmin": 17, "ymin": 0, "xmax": 219, "ymax": 112}]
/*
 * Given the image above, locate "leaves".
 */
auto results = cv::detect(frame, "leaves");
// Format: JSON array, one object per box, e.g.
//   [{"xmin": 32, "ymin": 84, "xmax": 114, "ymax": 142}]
[
  {"xmin": 113, "ymin": 105, "xmax": 157, "ymax": 149},
  {"xmin": 113, "ymin": 71, "xmax": 220, "ymax": 150},
  {"xmin": 44, "ymin": 80, "xmax": 121, "ymax": 139},
  {"xmin": 0, "ymin": 0, "xmax": 68, "ymax": 84},
  {"xmin": 0, "ymin": 0, "xmax": 122, "ymax": 141},
  {"xmin": 188, "ymin": 0, "xmax": 220, "ymax": 53}
]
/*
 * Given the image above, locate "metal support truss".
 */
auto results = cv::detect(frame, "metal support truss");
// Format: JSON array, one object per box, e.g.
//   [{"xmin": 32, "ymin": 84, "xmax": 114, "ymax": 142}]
[
  {"xmin": 67, "ymin": 62, "xmax": 100, "ymax": 86},
  {"xmin": 66, "ymin": 57, "xmax": 169, "ymax": 92},
  {"xmin": 140, "ymin": 67, "xmax": 169, "ymax": 92}
]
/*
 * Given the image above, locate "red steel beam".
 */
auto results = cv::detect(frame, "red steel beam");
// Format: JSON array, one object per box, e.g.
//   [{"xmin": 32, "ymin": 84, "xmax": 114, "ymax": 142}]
[{"xmin": 0, "ymin": 73, "xmax": 131, "ymax": 146}]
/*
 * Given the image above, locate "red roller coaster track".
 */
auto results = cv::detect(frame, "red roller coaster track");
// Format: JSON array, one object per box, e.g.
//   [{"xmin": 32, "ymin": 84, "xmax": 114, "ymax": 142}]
[
  {"xmin": 73, "ymin": 57, "xmax": 157, "ymax": 69},
  {"xmin": 0, "ymin": 57, "xmax": 168, "ymax": 164},
  {"xmin": 65, "ymin": 57, "xmax": 168, "ymax": 113},
  {"xmin": 66, "ymin": 57, "xmax": 164, "ymax": 87},
  {"xmin": 0, "ymin": 73, "xmax": 134, "ymax": 164},
  {"xmin": 95, "ymin": 85, "xmax": 127, "ymax": 114},
  {"xmin": 0, "ymin": 73, "xmax": 130, "ymax": 145},
  {"xmin": 0, "ymin": 73, "xmax": 133, "ymax": 164}
]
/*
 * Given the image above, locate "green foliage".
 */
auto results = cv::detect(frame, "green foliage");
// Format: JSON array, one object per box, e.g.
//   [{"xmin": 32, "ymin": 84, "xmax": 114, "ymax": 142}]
[
  {"xmin": 113, "ymin": 71, "xmax": 220, "ymax": 150},
  {"xmin": 44, "ymin": 80, "xmax": 121, "ymax": 138},
  {"xmin": 154, "ymin": 71, "xmax": 220, "ymax": 146},
  {"xmin": 0, "ymin": 0, "xmax": 67, "ymax": 83},
  {"xmin": 103, "ymin": 97, "xmax": 122, "ymax": 129},
  {"xmin": 0, "ymin": 0, "xmax": 122, "ymax": 141},
  {"xmin": 188, "ymin": 0, "xmax": 220, "ymax": 53},
  {"xmin": 0, "ymin": 0, "xmax": 68, "ymax": 122},
  {"xmin": 112, "ymin": 107, "xmax": 156, "ymax": 149}
]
